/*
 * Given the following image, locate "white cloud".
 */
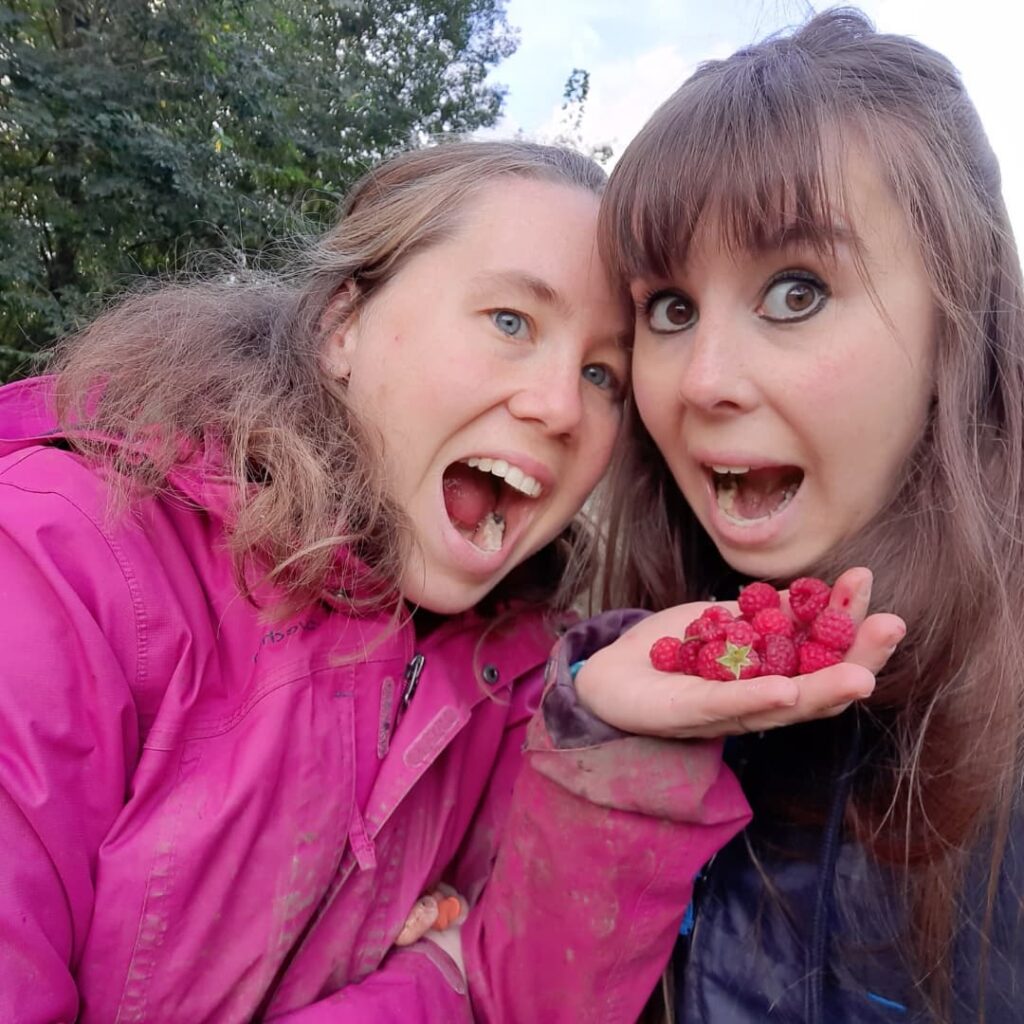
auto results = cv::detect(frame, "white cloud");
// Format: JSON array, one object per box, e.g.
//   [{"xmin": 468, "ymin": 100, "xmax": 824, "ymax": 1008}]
[
  {"xmin": 527, "ymin": 44, "xmax": 697, "ymax": 155},
  {"xmin": 491, "ymin": 0, "xmax": 1024, "ymax": 235}
]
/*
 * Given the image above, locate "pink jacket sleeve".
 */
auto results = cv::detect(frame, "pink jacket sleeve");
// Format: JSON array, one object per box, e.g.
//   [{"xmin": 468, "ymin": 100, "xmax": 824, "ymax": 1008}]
[
  {"xmin": 459, "ymin": 688, "xmax": 751, "ymax": 1022},
  {"xmin": 455, "ymin": 611, "xmax": 751, "ymax": 1022},
  {"xmin": 0, "ymin": 489, "xmax": 141, "ymax": 1024}
]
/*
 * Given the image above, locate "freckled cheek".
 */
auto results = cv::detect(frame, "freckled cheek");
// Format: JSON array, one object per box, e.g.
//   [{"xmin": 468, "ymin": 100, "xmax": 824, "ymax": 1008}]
[
  {"xmin": 772, "ymin": 354, "xmax": 859, "ymax": 445},
  {"xmin": 631, "ymin": 339, "xmax": 673, "ymax": 388},
  {"xmin": 577, "ymin": 421, "xmax": 621, "ymax": 492},
  {"xmin": 633, "ymin": 399, "xmax": 676, "ymax": 461},
  {"xmin": 804, "ymin": 350, "xmax": 929, "ymax": 517},
  {"xmin": 631, "ymin": 361, "xmax": 678, "ymax": 435},
  {"xmin": 790, "ymin": 345, "xmax": 911, "ymax": 439}
]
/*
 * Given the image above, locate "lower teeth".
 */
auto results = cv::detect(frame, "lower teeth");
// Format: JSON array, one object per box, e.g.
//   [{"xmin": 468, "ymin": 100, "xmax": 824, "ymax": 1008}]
[
  {"xmin": 716, "ymin": 479, "xmax": 797, "ymax": 523},
  {"xmin": 472, "ymin": 511, "xmax": 505, "ymax": 552}
]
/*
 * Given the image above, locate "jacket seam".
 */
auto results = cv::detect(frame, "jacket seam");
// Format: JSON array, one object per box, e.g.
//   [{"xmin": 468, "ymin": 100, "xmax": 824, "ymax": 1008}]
[
  {"xmin": 142, "ymin": 662, "xmax": 350, "ymax": 747},
  {"xmin": 0, "ymin": 476, "xmax": 148, "ymax": 699}
]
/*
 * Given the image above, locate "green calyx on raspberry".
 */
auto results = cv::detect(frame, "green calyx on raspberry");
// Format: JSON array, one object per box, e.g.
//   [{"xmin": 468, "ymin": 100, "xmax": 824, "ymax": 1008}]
[{"xmin": 716, "ymin": 641, "xmax": 758, "ymax": 679}]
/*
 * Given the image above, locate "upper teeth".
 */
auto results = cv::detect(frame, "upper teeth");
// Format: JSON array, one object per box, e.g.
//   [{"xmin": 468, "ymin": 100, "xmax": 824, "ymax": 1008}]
[
  {"xmin": 465, "ymin": 457, "xmax": 543, "ymax": 498},
  {"xmin": 711, "ymin": 465, "xmax": 750, "ymax": 475}
]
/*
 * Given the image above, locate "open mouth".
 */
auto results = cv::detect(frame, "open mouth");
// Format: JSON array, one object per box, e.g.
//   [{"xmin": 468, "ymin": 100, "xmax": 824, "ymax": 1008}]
[
  {"xmin": 442, "ymin": 457, "xmax": 543, "ymax": 553},
  {"xmin": 707, "ymin": 463, "xmax": 804, "ymax": 525}
]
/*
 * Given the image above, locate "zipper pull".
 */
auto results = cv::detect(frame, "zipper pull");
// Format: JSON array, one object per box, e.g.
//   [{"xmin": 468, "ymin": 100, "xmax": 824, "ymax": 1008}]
[{"xmin": 402, "ymin": 653, "xmax": 425, "ymax": 707}]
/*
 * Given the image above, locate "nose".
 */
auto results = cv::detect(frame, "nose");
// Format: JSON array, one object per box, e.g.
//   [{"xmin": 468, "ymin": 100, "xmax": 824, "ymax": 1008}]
[
  {"xmin": 506, "ymin": 351, "xmax": 585, "ymax": 438},
  {"xmin": 676, "ymin": 315, "xmax": 758, "ymax": 414}
]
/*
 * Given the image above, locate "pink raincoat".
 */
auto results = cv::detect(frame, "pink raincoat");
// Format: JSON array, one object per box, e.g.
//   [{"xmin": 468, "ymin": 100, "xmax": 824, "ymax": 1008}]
[{"xmin": 0, "ymin": 376, "xmax": 750, "ymax": 1022}]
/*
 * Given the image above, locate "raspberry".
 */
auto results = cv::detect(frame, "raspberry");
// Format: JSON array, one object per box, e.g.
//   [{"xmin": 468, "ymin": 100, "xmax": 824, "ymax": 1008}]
[
  {"xmin": 762, "ymin": 634, "xmax": 798, "ymax": 677},
  {"xmin": 678, "ymin": 637, "xmax": 701, "ymax": 675},
  {"xmin": 702, "ymin": 604, "xmax": 735, "ymax": 625},
  {"xmin": 789, "ymin": 577, "xmax": 832, "ymax": 623},
  {"xmin": 685, "ymin": 614, "xmax": 727, "ymax": 644},
  {"xmin": 734, "ymin": 649, "xmax": 763, "ymax": 680},
  {"xmin": 750, "ymin": 607, "xmax": 794, "ymax": 641},
  {"xmin": 737, "ymin": 581, "xmax": 781, "ymax": 619},
  {"xmin": 809, "ymin": 608, "xmax": 856, "ymax": 654},
  {"xmin": 696, "ymin": 639, "xmax": 733, "ymax": 681},
  {"xmin": 649, "ymin": 636, "xmax": 686, "ymax": 672},
  {"xmin": 798, "ymin": 641, "xmax": 842, "ymax": 674},
  {"xmin": 724, "ymin": 619, "xmax": 761, "ymax": 651},
  {"xmin": 697, "ymin": 638, "xmax": 762, "ymax": 681}
]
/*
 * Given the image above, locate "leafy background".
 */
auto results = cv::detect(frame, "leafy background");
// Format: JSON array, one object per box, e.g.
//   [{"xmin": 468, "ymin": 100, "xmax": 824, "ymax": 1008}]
[{"xmin": 0, "ymin": 0, "xmax": 519, "ymax": 381}]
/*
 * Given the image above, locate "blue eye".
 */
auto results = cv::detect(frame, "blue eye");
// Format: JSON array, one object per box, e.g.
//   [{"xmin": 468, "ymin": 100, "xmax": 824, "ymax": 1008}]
[
  {"xmin": 491, "ymin": 310, "xmax": 528, "ymax": 338},
  {"xmin": 582, "ymin": 363, "xmax": 618, "ymax": 392},
  {"xmin": 647, "ymin": 291, "xmax": 696, "ymax": 333},
  {"xmin": 759, "ymin": 273, "xmax": 829, "ymax": 321}
]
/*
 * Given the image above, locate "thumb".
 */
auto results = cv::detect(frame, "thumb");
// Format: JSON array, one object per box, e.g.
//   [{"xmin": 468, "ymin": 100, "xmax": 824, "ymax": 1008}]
[{"xmin": 395, "ymin": 894, "xmax": 439, "ymax": 947}]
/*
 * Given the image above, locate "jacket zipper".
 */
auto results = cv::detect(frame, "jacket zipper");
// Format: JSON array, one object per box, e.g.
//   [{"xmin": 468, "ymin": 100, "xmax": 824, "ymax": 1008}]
[
  {"xmin": 392, "ymin": 653, "xmax": 424, "ymax": 732},
  {"xmin": 255, "ymin": 651, "xmax": 426, "ymax": 1018},
  {"xmin": 402, "ymin": 653, "xmax": 425, "ymax": 707}
]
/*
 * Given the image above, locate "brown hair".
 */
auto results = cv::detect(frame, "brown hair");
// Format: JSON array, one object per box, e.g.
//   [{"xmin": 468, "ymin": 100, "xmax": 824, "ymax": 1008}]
[
  {"xmin": 52, "ymin": 140, "xmax": 607, "ymax": 617},
  {"xmin": 598, "ymin": 8, "xmax": 1024, "ymax": 1019}
]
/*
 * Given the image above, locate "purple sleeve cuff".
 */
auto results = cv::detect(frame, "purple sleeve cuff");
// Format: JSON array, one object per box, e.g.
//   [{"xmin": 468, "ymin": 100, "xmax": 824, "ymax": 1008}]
[{"xmin": 542, "ymin": 608, "xmax": 651, "ymax": 749}]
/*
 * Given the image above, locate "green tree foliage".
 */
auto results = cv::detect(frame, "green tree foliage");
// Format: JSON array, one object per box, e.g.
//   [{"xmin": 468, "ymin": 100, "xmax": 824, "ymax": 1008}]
[
  {"xmin": 0, "ymin": 0, "xmax": 516, "ymax": 378},
  {"xmin": 552, "ymin": 68, "xmax": 611, "ymax": 166}
]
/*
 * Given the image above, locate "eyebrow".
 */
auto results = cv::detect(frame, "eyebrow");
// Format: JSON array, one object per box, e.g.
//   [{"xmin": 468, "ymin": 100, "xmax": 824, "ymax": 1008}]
[
  {"xmin": 754, "ymin": 220, "xmax": 861, "ymax": 254},
  {"xmin": 468, "ymin": 270, "xmax": 571, "ymax": 315}
]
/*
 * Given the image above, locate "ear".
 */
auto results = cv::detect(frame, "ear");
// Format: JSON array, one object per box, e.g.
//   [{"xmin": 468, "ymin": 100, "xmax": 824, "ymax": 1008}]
[{"xmin": 321, "ymin": 281, "xmax": 361, "ymax": 382}]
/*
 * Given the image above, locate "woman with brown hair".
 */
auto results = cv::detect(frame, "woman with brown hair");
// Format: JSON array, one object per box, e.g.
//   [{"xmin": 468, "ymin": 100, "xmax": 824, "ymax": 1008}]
[
  {"xmin": 0, "ymin": 138, "xmax": 889, "ymax": 1021},
  {"xmin": 577, "ymin": 7, "xmax": 1024, "ymax": 1021}
]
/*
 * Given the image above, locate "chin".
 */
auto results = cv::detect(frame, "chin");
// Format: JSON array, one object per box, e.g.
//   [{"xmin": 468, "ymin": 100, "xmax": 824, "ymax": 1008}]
[
  {"xmin": 716, "ymin": 544, "xmax": 818, "ymax": 586},
  {"xmin": 400, "ymin": 575, "xmax": 493, "ymax": 617}
]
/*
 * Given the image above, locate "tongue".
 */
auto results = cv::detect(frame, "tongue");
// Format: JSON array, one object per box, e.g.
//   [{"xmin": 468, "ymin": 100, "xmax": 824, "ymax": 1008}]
[
  {"xmin": 443, "ymin": 463, "xmax": 497, "ymax": 528},
  {"xmin": 729, "ymin": 467, "xmax": 796, "ymax": 520}
]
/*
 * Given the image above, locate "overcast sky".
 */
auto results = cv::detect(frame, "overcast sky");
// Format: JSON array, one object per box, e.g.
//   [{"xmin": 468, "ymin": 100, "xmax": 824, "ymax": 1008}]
[{"xmin": 485, "ymin": 0, "xmax": 1022, "ymax": 238}]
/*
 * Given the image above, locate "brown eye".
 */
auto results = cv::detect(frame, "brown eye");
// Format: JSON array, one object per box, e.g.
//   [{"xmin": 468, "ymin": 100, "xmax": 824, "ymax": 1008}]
[
  {"xmin": 648, "ymin": 291, "xmax": 696, "ymax": 333},
  {"xmin": 785, "ymin": 284, "xmax": 814, "ymax": 311},
  {"xmin": 760, "ymin": 274, "xmax": 828, "ymax": 322}
]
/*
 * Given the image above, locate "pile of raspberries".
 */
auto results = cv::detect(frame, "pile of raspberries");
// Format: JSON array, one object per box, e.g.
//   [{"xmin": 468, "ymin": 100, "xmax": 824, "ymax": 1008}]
[{"xmin": 649, "ymin": 578, "xmax": 854, "ymax": 680}]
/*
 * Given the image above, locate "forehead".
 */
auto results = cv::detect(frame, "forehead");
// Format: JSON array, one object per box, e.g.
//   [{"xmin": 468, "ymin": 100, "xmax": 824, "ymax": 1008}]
[
  {"xmin": 457, "ymin": 177, "xmax": 599, "ymax": 240},
  {"xmin": 406, "ymin": 177, "xmax": 603, "ymax": 285},
  {"xmin": 393, "ymin": 176, "xmax": 631, "ymax": 330},
  {"xmin": 435, "ymin": 179, "xmax": 614, "ymax": 283}
]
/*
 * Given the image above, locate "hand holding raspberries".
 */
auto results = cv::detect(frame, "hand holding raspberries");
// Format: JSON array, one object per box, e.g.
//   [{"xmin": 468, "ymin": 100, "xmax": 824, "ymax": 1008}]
[{"xmin": 649, "ymin": 577, "xmax": 854, "ymax": 680}]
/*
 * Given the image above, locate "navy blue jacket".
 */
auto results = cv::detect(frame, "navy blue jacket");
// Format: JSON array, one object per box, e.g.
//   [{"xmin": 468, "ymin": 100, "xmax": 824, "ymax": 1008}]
[{"xmin": 672, "ymin": 717, "xmax": 1024, "ymax": 1023}]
